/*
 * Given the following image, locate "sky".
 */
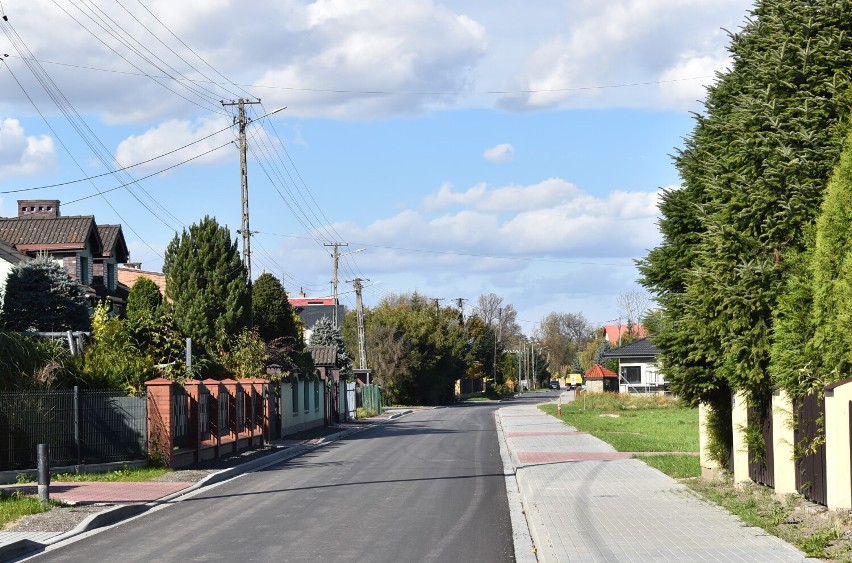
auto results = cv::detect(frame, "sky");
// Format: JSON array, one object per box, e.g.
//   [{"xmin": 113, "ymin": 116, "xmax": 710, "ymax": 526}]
[{"xmin": 0, "ymin": 0, "xmax": 755, "ymax": 334}]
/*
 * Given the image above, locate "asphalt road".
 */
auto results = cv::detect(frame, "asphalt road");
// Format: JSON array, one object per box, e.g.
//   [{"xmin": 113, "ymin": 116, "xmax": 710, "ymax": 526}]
[{"xmin": 31, "ymin": 401, "xmax": 516, "ymax": 563}]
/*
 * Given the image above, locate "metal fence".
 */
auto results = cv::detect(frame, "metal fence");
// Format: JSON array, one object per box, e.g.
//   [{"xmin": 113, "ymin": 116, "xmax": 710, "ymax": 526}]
[
  {"xmin": 356, "ymin": 384, "xmax": 383, "ymax": 414},
  {"xmin": 0, "ymin": 387, "xmax": 147, "ymax": 471}
]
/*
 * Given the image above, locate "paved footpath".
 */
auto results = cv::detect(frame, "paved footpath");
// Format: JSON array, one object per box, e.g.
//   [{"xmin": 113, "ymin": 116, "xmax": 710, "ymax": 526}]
[{"xmin": 497, "ymin": 397, "xmax": 819, "ymax": 563}]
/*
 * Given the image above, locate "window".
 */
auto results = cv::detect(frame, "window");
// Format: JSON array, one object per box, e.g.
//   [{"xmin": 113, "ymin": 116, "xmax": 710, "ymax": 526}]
[
  {"xmin": 292, "ymin": 380, "xmax": 299, "ymax": 414},
  {"xmin": 78, "ymin": 256, "xmax": 91, "ymax": 284},
  {"xmin": 314, "ymin": 380, "xmax": 320, "ymax": 412},
  {"xmin": 107, "ymin": 263, "xmax": 116, "ymax": 290},
  {"xmin": 621, "ymin": 366, "xmax": 642, "ymax": 384},
  {"xmin": 304, "ymin": 379, "xmax": 310, "ymax": 412}
]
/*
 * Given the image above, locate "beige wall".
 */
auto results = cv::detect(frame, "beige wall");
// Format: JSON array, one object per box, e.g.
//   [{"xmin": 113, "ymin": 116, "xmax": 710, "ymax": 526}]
[
  {"xmin": 731, "ymin": 391, "xmax": 751, "ymax": 485},
  {"xmin": 825, "ymin": 381, "xmax": 852, "ymax": 510}
]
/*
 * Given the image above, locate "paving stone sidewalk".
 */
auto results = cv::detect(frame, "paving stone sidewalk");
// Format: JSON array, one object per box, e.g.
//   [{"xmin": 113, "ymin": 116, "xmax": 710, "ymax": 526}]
[{"xmin": 498, "ymin": 399, "xmax": 819, "ymax": 563}]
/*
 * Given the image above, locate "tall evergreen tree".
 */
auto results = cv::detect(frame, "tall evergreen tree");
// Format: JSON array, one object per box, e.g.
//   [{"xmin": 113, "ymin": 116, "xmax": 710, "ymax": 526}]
[
  {"xmin": 1, "ymin": 255, "xmax": 90, "ymax": 332},
  {"xmin": 773, "ymin": 130, "xmax": 852, "ymax": 395},
  {"xmin": 640, "ymin": 0, "xmax": 852, "ymax": 415},
  {"xmin": 126, "ymin": 277, "xmax": 162, "ymax": 328},
  {"xmin": 252, "ymin": 273, "xmax": 300, "ymax": 343},
  {"xmin": 309, "ymin": 316, "xmax": 353, "ymax": 374},
  {"xmin": 163, "ymin": 216, "xmax": 250, "ymax": 366}
]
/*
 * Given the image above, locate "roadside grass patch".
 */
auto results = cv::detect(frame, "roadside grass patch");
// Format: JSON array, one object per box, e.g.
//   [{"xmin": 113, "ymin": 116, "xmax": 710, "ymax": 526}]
[
  {"xmin": 641, "ymin": 455, "xmax": 700, "ymax": 479},
  {"xmin": 540, "ymin": 393, "xmax": 698, "ymax": 453},
  {"xmin": 690, "ymin": 477, "xmax": 849, "ymax": 560},
  {"xmin": 464, "ymin": 396, "xmax": 491, "ymax": 402},
  {"xmin": 52, "ymin": 465, "xmax": 171, "ymax": 482},
  {"xmin": 0, "ymin": 491, "xmax": 53, "ymax": 528}
]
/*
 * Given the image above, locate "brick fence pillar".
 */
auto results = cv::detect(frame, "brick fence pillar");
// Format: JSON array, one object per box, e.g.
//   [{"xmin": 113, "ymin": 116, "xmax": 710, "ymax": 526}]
[{"xmin": 145, "ymin": 378, "xmax": 174, "ymax": 467}]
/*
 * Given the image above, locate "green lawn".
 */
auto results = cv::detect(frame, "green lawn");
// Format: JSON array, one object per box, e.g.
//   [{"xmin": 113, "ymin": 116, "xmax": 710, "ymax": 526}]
[{"xmin": 539, "ymin": 392, "xmax": 700, "ymax": 478}]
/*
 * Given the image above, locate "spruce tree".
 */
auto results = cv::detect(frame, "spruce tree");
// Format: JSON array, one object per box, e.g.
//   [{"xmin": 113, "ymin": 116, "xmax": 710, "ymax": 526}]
[
  {"xmin": 309, "ymin": 316, "xmax": 353, "ymax": 374},
  {"xmin": 163, "ymin": 216, "xmax": 250, "ymax": 365},
  {"xmin": 252, "ymin": 273, "xmax": 300, "ymax": 343},
  {"xmin": 640, "ymin": 0, "xmax": 852, "ymax": 412},
  {"xmin": 1, "ymin": 254, "xmax": 90, "ymax": 332}
]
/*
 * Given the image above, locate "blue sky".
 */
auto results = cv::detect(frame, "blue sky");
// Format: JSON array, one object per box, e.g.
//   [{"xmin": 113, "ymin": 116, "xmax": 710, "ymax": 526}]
[{"xmin": 0, "ymin": 0, "xmax": 754, "ymax": 333}]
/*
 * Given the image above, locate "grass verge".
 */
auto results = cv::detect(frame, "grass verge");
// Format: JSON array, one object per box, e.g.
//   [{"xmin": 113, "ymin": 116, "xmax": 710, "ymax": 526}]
[
  {"xmin": 540, "ymin": 393, "xmax": 699, "ymax": 454},
  {"xmin": 0, "ymin": 491, "xmax": 54, "ymax": 528},
  {"xmin": 641, "ymin": 454, "xmax": 700, "ymax": 479},
  {"xmin": 16, "ymin": 465, "xmax": 172, "ymax": 483},
  {"xmin": 690, "ymin": 477, "xmax": 849, "ymax": 560}
]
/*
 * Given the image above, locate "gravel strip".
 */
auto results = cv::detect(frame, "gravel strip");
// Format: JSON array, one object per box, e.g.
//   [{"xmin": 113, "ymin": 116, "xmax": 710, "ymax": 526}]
[{"xmin": 4, "ymin": 505, "xmax": 106, "ymax": 533}]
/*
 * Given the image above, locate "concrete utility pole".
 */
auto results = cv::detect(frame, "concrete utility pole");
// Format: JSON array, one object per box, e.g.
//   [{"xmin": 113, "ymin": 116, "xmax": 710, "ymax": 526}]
[
  {"xmin": 350, "ymin": 278, "xmax": 369, "ymax": 370},
  {"xmin": 432, "ymin": 298, "xmax": 444, "ymax": 321},
  {"xmin": 324, "ymin": 242, "xmax": 348, "ymax": 328},
  {"xmin": 455, "ymin": 297, "xmax": 467, "ymax": 324},
  {"xmin": 493, "ymin": 307, "xmax": 502, "ymax": 381},
  {"xmin": 221, "ymin": 98, "xmax": 261, "ymax": 282}
]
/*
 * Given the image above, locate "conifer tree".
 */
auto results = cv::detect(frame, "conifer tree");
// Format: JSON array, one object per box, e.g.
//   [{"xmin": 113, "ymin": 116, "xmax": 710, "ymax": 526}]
[
  {"xmin": 309, "ymin": 316, "xmax": 353, "ymax": 374},
  {"xmin": 163, "ymin": 216, "xmax": 250, "ymax": 365},
  {"xmin": 640, "ymin": 0, "xmax": 852, "ymax": 413},
  {"xmin": 1, "ymin": 254, "xmax": 90, "ymax": 332},
  {"xmin": 252, "ymin": 273, "xmax": 300, "ymax": 343}
]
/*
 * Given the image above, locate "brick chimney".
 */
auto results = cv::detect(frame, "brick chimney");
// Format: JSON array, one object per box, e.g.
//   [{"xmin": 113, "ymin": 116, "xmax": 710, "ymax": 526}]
[{"xmin": 18, "ymin": 200, "xmax": 60, "ymax": 218}]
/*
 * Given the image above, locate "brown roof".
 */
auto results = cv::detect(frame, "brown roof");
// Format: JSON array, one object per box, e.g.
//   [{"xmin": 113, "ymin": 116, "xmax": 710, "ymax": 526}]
[
  {"xmin": 0, "ymin": 216, "xmax": 102, "ymax": 254},
  {"xmin": 310, "ymin": 346, "xmax": 337, "ymax": 367},
  {"xmin": 97, "ymin": 224, "xmax": 129, "ymax": 261},
  {"xmin": 584, "ymin": 364, "xmax": 617, "ymax": 380}
]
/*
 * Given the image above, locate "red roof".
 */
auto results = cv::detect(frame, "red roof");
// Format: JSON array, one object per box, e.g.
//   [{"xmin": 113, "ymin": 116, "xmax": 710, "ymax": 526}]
[
  {"xmin": 290, "ymin": 297, "xmax": 334, "ymax": 306},
  {"xmin": 602, "ymin": 324, "xmax": 647, "ymax": 343},
  {"xmin": 584, "ymin": 364, "xmax": 617, "ymax": 380}
]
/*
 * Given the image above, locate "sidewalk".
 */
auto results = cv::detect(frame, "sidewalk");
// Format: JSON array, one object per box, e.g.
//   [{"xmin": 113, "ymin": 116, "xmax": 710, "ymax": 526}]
[
  {"xmin": 0, "ymin": 408, "xmax": 411, "ymax": 561},
  {"xmin": 497, "ymin": 398, "xmax": 818, "ymax": 563}
]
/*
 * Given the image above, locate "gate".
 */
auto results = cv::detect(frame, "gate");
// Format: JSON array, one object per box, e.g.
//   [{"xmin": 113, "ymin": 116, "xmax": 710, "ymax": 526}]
[
  {"xmin": 748, "ymin": 397, "xmax": 774, "ymax": 488},
  {"xmin": 794, "ymin": 392, "xmax": 827, "ymax": 506}
]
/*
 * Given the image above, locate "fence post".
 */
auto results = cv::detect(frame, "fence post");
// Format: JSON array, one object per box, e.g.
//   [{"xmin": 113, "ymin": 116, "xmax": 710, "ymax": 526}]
[
  {"xmin": 731, "ymin": 391, "xmax": 751, "ymax": 486},
  {"xmin": 771, "ymin": 389, "xmax": 796, "ymax": 496},
  {"xmin": 37, "ymin": 443, "xmax": 50, "ymax": 504},
  {"xmin": 825, "ymin": 379, "xmax": 852, "ymax": 511},
  {"xmin": 73, "ymin": 386, "xmax": 81, "ymax": 466},
  {"xmin": 145, "ymin": 378, "xmax": 175, "ymax": 467}
]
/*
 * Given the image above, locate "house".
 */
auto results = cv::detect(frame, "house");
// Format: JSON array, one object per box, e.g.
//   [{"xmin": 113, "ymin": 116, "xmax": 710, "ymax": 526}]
[
  {"xmin": 0, "ymin": 200, "xmax": 130, "ymax": 310},
  {"xmin": 584, "ymin": 364, "xmax": 619, "ymax": 393},
  {"xmin": 289, "ymin": 292, "xmax": 346, "ymax": 341},
  {"xmin": 117, "ymin": 262, "xmax": 167, "ymax": 296},
  {"xmin": 601, "ymin": 337, "xmax": 664, "ymax": 394},
  {"xmin": 601, "ymin": 324, "xmax": 647, "ymax": 345}
]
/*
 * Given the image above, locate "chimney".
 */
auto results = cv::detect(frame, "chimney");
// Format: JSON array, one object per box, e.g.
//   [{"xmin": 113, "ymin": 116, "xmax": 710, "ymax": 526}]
[{"xmin": 18, "ymin": 200, "xmax": 60, "ymax": 219}]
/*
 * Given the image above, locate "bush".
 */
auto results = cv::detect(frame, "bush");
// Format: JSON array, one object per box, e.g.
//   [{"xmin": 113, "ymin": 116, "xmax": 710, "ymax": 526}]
[{"xmin": 356, "ymin": 407, "xmax": 377, "ymax": 419}]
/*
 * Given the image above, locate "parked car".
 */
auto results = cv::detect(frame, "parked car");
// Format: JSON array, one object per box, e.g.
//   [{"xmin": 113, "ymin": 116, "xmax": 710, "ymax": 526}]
[{"xmin": 549, "ymin": 380, "xmax": 560, "ymax": 390}]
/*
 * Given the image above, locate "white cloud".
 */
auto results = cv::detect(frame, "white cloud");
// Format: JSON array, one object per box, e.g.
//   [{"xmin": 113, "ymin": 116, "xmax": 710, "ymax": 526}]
[
  {"xmin": 361, "ymin": 178, "xmax": 661, "ymax": 261},
  {"xmin": 0, "ymin": 118, "xmax": 55, "ymax": 177},
  {"xmin": 115, "ymin": 114, "xmax": 240, "ymax": 169},
  {"xmin": 659, "ymin": 53, "xmax": 732, "ymax": 108},
  {"xmin": 483, "ymin": 143, "xmax": 514, "ymax": 163},
  {"xmin": 498, "ymin": 0, "xmax": 751, "ymax": 111}
]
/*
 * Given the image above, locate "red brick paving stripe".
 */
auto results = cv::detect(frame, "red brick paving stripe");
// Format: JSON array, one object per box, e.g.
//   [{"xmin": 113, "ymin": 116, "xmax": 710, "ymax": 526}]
[
  {"xmin": 517, "ymin": 451, "xmax": 632, "ymax": 464},
  {"xmin": 16, "ymin": 481, "xmax": 194, "ymax": 504},
  {"xmin": 507, "ymin": 431, "xmax": 585, "ymax": 437}
]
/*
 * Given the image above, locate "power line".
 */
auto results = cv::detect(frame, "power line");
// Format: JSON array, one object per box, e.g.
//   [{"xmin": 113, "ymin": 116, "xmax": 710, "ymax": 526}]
[
  {"xmin": 0, "ymin": 54, "xmax": 715, "ymax": 97},
  {"xmin": 252, "ymin": 231, "xmax": 637, "ymax": 267}
]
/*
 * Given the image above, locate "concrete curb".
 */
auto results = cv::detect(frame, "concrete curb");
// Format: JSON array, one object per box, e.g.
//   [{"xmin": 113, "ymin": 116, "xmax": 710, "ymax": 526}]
[
  {"xmin": 494, "ymin": 409, "xmax": 537, "ymax": 563},
  {"xmin": 0, "ymin": 412, "xmax": 414, "ymax": 560}
]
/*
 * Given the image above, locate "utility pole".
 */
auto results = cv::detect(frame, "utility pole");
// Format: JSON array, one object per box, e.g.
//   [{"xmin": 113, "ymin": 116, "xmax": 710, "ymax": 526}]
[
  {"xmin": 324, "ymin": 242, "xmax": 348, "ymax": 328},
  {"xmin": 455, "ymin": 297, "xmax": 467, "ymax": 325},
  {"xmin": 350, "ymin": 277, "xmax": 369, "ymax": 370},
  {"xmin": 493, "ymin": 307, "xmax": 502, "ymax": 382},
  {"xmin": 432, "ymin": 298, "xmax": 444, "ymax": 321},
  {"xmin": 221, "ymin": 98, "xmax": 261, "ymax": 282}
]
